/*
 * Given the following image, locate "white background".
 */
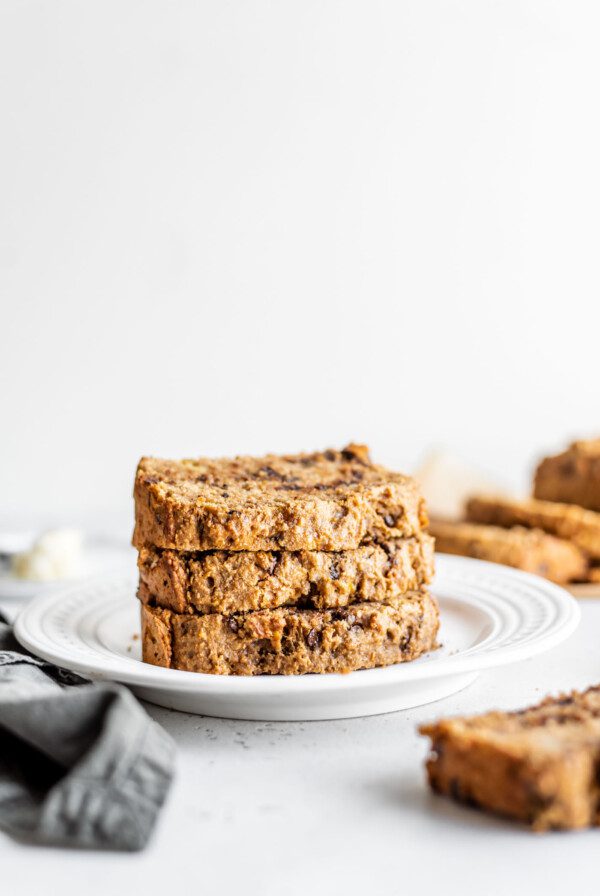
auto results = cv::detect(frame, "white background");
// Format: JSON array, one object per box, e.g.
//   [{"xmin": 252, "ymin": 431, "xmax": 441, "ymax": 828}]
[
  {"xmin": 2, "ymin": 1, "xmax": 600, "ymax": 522},
  {"xmin": 2, "ymin": 6, "xmax": 600, "ymax": 893}
]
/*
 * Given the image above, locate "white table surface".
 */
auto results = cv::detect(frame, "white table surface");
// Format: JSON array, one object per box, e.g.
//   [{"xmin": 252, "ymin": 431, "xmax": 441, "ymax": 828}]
[{"xmin": 1, "ymin": 591, "xmax": 599, "ymax": 896}]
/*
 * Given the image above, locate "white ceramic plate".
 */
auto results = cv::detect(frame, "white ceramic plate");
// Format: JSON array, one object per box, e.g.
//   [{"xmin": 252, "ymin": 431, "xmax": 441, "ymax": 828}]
[{"xmin": 14, "ymin": 554, "xmax": 580, "ymax": 721}]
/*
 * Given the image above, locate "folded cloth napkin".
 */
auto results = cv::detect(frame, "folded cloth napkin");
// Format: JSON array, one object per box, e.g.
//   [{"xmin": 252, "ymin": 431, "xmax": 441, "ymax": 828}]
[{"xmin": 0, "ymin": 612, "xmax": 174, "ymax": 850}]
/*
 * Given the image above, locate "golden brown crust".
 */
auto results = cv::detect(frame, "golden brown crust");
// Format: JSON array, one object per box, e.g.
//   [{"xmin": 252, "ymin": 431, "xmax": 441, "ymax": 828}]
[
  {"xmin": 420, "ymin": 686, "xmax": 600, "ymax": 830},
  {"xmin": 141, "ymin": 600, "xmax": 172, "ymax": 668},
  {"xmin": 534, "ymin": 440, "xmax": 600, "ymax": 512},
  {"xmin": 429, "ymin": 519, "xmax": 588, "ymax": 583},
  {"xmin": 140, "ymin": 591, "xmax": 439, "ymax": 675},
  {"xmin": 466, "ymin": 494, "xmax": 600, "ymax": 560},
  {"xmin": 133, "ymin": 444, "xmax": 428, "ymax": 552},
  {"xmin": 137, "ymin": 535, "xmax": 435, "ymax": 615}
]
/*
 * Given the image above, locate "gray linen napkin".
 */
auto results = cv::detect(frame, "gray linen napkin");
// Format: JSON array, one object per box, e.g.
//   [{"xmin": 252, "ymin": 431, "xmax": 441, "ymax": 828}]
[{"xmin": 0, "ymin": 612, "xmax": 174, "ymax": 850}]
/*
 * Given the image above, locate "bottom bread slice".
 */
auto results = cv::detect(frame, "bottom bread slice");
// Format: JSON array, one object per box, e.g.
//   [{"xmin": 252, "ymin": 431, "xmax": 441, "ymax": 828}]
[
  {"xmin": 141, "ymin": 591, "xmax": 439, "ymax": 675},
  {"xmin": 420, "ymin": 686, "xmax": 600, "ymax": 831}
]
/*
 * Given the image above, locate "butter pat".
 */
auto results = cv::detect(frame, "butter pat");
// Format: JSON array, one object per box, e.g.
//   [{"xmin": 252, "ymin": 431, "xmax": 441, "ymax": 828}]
[{"xmin": 12, "ymin": 529, "xmax": 84, "ymax": 581}]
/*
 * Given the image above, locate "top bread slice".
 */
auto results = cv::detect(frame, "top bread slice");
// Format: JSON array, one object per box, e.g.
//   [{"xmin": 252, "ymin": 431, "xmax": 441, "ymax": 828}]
[
  {"xmin": 534, "ymin": 439, "xmax": 600, "ymax": 512},
  {"xmin": 133, "ymin": 444, "xmax": 428, "ymax": 552}
]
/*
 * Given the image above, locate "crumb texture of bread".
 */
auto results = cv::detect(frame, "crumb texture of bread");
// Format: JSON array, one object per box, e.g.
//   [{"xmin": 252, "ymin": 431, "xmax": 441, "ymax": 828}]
[
  {"xmin": 133, "ymin": 444, "xmax": 428, "ymax": 552},
  {"xmin": 137, "ymin": 535, "xmax": 434, "ymax": 615},
  {"xmin": 466, "ymin": 494, "xmax": 600, "ymax": 560},
  {"xmin": 420, "ymin": 686, "xmax": 600, "ymax": 830},
  {"xmin": 429, "ymin": 519, "xmax": 588, "ymax": 583},
  {"xmin": 534, "ymin": 440, "xmax": 600, "ymax": 512},
  {"xmin": 140, "ymin": 591, "xmax": 439, "ymax": 675}
]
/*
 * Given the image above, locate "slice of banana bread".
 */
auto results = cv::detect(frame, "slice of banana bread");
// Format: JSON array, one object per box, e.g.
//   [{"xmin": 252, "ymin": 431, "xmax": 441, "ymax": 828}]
[
  {"xmin": 534, "ymin": 439, "xmax": 600, "ymax": 512},
  {"xmin": 133, "ymin": 444, "xmax": 428, "ymax": 552},
  {"xmin": 420, "ymin": 686, "xmax": 600, "ymax": 830},
  {"xmin": 466, "ymin": 494, "xmax": 600, "ymax": 560},
  {"xmin": 429, "ymin": 519, "xmax": 588, "ymax": 583},
  {"xmin": 141, "ymin": 590, "xmax": 439, "ymax": 675},
  {"xmin": 137, "ymin": 534, "xmax": 435, "ymax": 615}
]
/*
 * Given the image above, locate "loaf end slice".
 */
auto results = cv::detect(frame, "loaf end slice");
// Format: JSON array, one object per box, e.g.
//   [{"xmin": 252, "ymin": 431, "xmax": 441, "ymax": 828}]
[{"xmin": 534, "ymin": 440, "xmax": 600, "ymax": 512}]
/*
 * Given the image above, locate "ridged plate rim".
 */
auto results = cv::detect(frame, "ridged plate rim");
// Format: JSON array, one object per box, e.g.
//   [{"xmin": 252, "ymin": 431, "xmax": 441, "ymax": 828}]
[{"xmin": 14, "ymin": 554, "xmax": 580, "ymax": 698}]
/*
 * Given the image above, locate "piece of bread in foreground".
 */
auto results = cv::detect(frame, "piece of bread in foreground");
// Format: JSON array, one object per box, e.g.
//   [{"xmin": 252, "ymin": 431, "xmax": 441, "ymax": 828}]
[
  {"xmin": 534, "ymin": 440, "xmax": 600, "ymax": 512},
  {"xmin": 420, "ymin": 686, "xmax": 600, "ymax": 830},
  {"xmin": 137, "ymin": 534, "xmax": 435, "ymax": 615},
  {"xmin": 133, "ymin": 444, "xmax": 428, "ymax": 552},
  {"xmin": 466, "ymin": 494, "xmax": 600, "ymax": 560},
  {"xmin": 141, "ymin": 591, "xmax": 439, "ymax": 675},
  {"xmin": 429, "ymin": 519, "xmax": 588, "ymax": 583}
]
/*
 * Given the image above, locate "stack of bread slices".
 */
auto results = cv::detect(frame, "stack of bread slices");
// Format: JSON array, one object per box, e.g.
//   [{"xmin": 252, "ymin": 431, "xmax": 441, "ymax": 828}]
[
  {"xmin": 430, "ymin": 439, "xmax": 600, "ymax": 585},
  {"xmin": 133, "ymin": 444, "xmax": 439, "ymax": 675}
]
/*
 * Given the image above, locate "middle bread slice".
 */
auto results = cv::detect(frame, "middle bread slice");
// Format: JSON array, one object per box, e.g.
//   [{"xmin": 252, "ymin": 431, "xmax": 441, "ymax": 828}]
[{"xmin": 138, "ymin": 534, "xmax": 435, "ymax": 615}]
